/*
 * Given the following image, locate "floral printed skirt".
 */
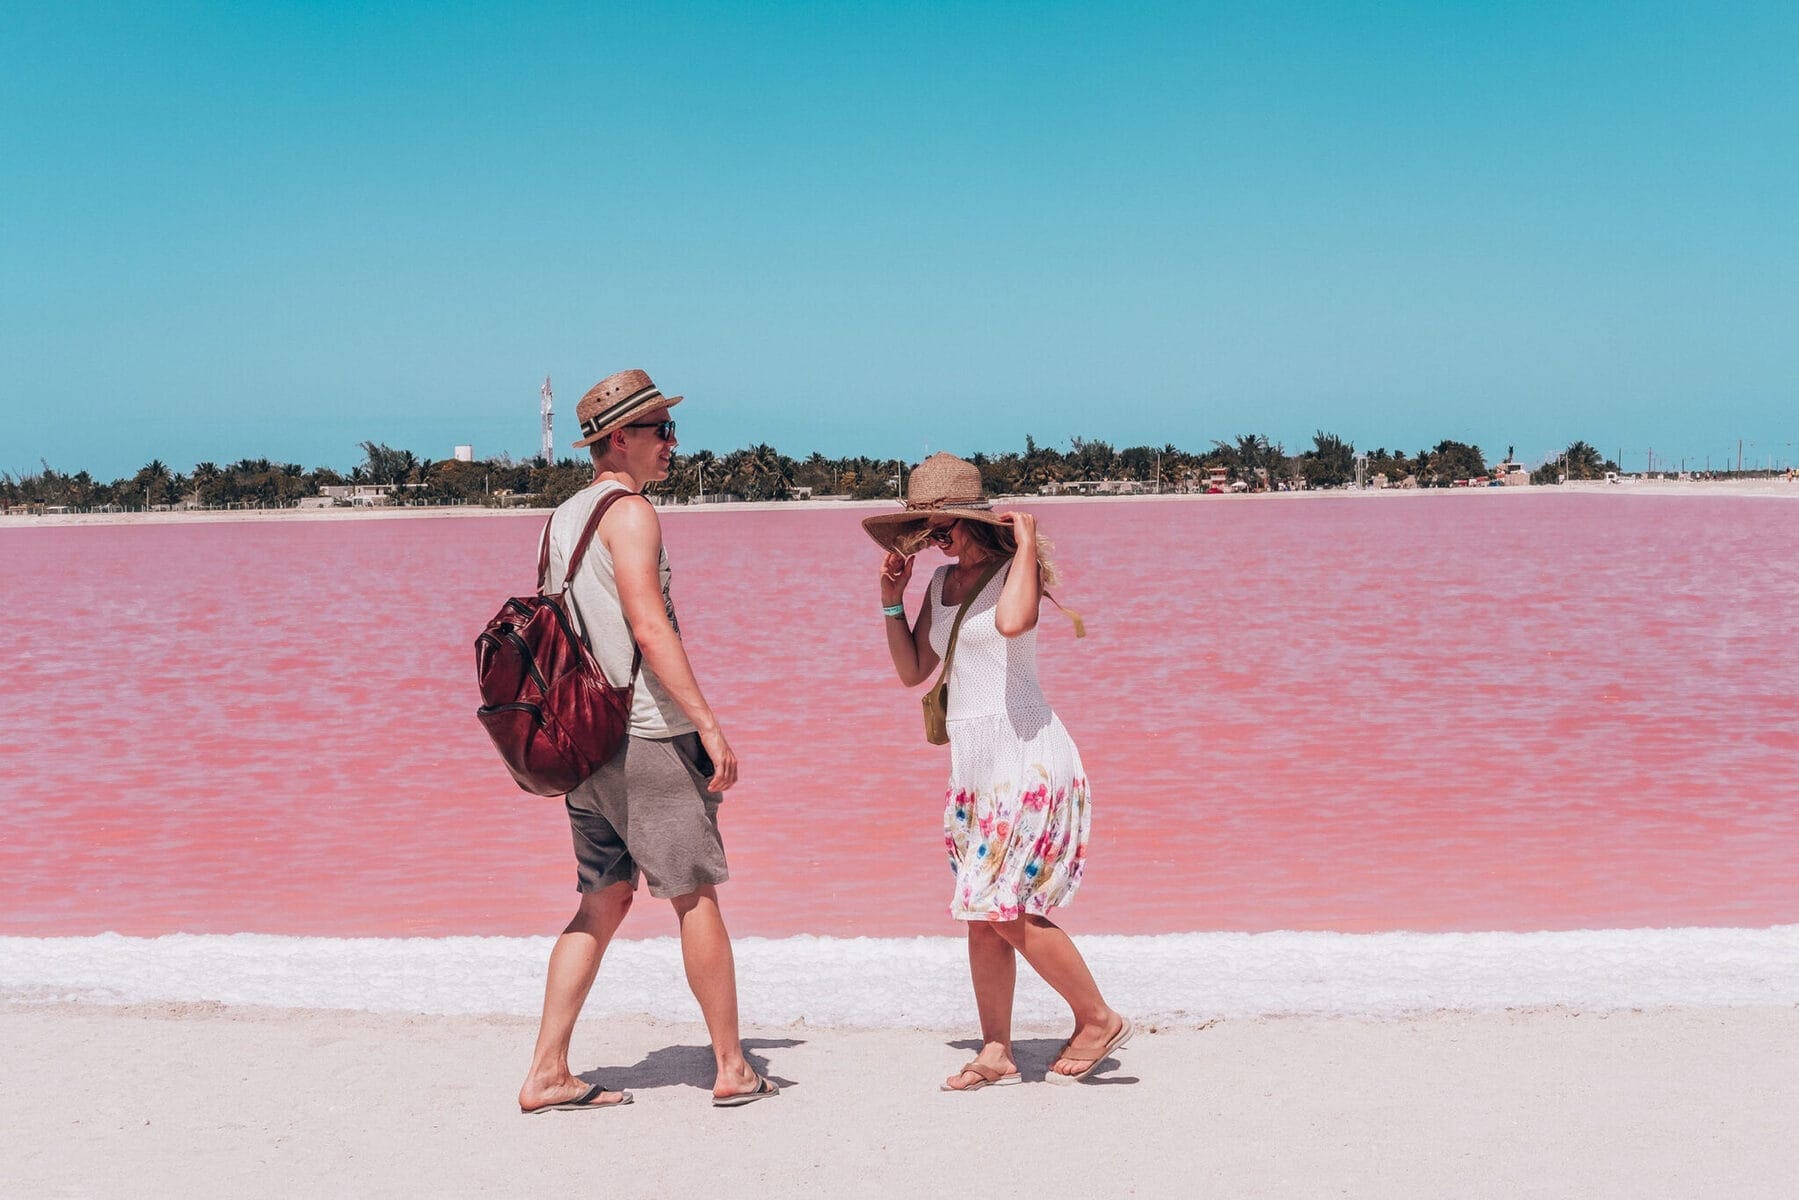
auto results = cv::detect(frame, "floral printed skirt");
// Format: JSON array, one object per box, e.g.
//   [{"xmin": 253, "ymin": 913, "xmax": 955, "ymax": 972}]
[{"xmin": 944, "ymin": 707, "xmax": 1091, "ymax": 922}]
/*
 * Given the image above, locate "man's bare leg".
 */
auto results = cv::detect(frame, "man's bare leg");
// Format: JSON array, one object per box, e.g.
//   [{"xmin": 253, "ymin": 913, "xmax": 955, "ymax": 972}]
[
  {"xmin": 669, "ymin": 885, "xmax": 760, "ymax": 1099},
  {"xmin": 518, "ymin": 881, "xmax": 635, "ymax": 1110}
]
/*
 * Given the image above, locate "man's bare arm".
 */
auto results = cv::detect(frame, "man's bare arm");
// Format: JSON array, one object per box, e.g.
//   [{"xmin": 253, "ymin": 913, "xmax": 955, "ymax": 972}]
[{"xmin": 603, "ymin": 496, "xmax": 738, "ymax": 792}]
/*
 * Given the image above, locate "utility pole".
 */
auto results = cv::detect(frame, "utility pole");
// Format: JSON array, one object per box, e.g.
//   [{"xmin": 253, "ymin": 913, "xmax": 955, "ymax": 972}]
[
  {"xmin": 1737, "ymin": 438, "xmax": 1744, "ymax": 474},
  {"xmin": 540, "ymin": 376, "xmax": 554, "ymax": 465}
]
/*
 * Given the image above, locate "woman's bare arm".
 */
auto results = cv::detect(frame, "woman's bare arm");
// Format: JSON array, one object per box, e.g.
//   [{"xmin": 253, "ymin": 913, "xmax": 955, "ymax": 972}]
[
  {"xmin": 880, "ymin": 551, "xmax": 939, "ymax": 686},
  {"xmin": 994, "ymin": 512, "xmax": 1042, "ymax": 638}
]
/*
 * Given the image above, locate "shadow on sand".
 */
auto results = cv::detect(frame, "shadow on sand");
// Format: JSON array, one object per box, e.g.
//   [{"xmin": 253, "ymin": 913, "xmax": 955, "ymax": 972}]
[
  {"xmin": 946, "ymin": 1036, "xmax": 1139, "ymax": 1085},
  {"xmin": 580, "ymin": 1037, "xmax": 804, "ymax": 1094}
]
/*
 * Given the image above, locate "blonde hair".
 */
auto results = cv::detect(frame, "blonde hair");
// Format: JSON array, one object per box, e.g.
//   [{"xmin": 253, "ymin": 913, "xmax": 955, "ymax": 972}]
[{"xmin": 898, "ymin": 517, "xmax": 1059, "ymax": 588}]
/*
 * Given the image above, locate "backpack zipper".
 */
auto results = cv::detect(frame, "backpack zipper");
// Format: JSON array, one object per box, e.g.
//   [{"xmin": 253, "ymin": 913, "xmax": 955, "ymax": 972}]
[
  {"xmin": 508, "ymin": 595, "xmax": 581, "ymax": 648},
  {"xmin": 476, "ymin": 700, "xmax": 544, "ymax": 725},
  {"xmin": 478, "ymin": 627, "xmax": 550, "ymax": 693}
]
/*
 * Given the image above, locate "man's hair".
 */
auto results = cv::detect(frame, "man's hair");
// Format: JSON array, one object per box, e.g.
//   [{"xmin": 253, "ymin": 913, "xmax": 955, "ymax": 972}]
[{"xmin": 587, "ymin": 433, "xmax": 626, "ymax": 469}]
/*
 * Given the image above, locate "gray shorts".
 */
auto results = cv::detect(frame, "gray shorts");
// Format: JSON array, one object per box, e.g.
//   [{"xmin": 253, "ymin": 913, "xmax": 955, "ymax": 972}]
[{"xmin": 565, "ymin": 732, "xmax": 729, "ymax": 899}]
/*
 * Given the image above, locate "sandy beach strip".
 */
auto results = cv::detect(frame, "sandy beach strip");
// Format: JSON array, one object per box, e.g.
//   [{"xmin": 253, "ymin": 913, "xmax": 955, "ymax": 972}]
[
  {"xmin": 3, "ymin": 1002, "xmax": 1795, "ymax": 1198},
  {"xmin": 2, "ymin": 475, "xmax": 1794, "ymax": 529}
]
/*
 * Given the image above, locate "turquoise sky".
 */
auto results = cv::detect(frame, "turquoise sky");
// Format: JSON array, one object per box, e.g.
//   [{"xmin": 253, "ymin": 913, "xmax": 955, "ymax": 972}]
[{"xmin": 4, "ymin": 2, "xmax": 1795, "ymax": 477}]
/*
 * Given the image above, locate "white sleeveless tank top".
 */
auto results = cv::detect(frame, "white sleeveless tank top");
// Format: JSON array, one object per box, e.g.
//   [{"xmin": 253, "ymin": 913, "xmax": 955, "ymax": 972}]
[
  {"xmin": 927, "ymin": 562, "xmax": 1049, "ymax": 722},
  {"xmin": 545, "ymin": 481, "xmax": 695, "ymax": 739}
]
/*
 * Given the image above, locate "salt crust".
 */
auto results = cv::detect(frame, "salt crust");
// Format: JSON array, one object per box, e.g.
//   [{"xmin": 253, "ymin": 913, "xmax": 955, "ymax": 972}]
[{"xmin": 3, "ymin": 926, "xmax": 1795, "ymax": 1027}]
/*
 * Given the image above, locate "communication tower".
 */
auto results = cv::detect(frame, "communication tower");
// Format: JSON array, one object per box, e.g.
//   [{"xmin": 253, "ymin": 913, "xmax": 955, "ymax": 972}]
[{"xmin": 540, "ymin": 376, "xmax": 554, "ymax": 464}]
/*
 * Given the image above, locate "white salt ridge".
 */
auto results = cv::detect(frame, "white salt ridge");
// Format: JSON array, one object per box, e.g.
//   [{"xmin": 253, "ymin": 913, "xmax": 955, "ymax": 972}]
[{"xmin": 3, "ymin": 927, "xmax": 1796, "ymax": 1027}]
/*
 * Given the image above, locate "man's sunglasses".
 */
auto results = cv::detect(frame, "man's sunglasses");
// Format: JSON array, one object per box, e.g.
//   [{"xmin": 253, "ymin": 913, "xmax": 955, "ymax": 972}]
[{"xmin": 623, "ymin": 419, "xmax": 677, "ymax": 442}]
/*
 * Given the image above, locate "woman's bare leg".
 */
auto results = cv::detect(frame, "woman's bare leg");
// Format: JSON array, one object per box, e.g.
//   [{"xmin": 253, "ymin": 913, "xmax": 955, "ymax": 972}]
[
  {"xmin": 945, "ymin": 921, "xmax": 1020, "ymax": 1090},
  {"xmin": 990, "ymin": 914, "xmax": 1125, "ymax": 1077}
]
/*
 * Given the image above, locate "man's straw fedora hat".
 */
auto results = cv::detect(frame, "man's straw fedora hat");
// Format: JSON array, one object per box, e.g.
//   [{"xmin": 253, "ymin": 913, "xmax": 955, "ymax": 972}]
[
  {"xmin": 572, "ymin": 369, "xmax": 684, "ymax": 449},
  {"xmin": 861, "ymin": 452, "xmax": 1011, "ymax": 553}
]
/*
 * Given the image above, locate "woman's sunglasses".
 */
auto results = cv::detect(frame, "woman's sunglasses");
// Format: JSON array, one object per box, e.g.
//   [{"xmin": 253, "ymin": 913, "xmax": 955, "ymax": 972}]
[
  {"xmin": 926, "ymin": 522, "xmax": 958, "ymax": 545},
  {"xmin": 623, "ymin": 418, "xmax": 677, "ymax": 442}
]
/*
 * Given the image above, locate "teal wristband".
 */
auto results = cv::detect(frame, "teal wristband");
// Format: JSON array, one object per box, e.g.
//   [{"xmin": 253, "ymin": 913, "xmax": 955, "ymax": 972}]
[{"xmin": 882, "ymin": 603, "xmax": 906, "ymax": 619}]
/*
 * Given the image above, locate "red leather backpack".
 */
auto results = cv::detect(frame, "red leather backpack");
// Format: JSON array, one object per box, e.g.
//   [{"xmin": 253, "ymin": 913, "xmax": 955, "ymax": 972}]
[{"xmin": 475, "ymin": 488, "xmax": 639, "ymax": 795}]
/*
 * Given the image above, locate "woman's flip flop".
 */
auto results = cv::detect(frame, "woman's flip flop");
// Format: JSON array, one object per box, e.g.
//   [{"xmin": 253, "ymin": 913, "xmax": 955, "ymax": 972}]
[
  {"xmin": 1045, "ymin": 1015, "xmax": 1136, "ymax": 1085},
  {"xmin": 940, "ymin": 1061, "xmax": 1023, "ymax": 1092}
]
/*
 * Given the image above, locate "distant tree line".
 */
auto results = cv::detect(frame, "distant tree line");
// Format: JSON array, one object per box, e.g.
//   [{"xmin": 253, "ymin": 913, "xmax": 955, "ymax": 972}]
[{"xmin": 1, "ymin": 433, "xmax": 1629, "ymax": 512}]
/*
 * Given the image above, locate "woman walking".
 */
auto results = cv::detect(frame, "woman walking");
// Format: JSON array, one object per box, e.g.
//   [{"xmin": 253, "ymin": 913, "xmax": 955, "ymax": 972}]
[{"xmin": 864, "ymin": 452, "xmax": 1132, "ymax": 1091}]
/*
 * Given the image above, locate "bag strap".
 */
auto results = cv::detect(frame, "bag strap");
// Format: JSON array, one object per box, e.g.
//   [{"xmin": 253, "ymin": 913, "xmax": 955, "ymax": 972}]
[
  {"xmin": 538, "ymin": 484, "xmax": 638, "ymax": 594},
  {"xmin": 1043, "ymin": 591, "xmax": 1087, "ymax": 638},
  {"xmin": 934, "ymin": 559, "xmax": 1006, "ymax": 687},
  {"xmin": 538, "ymin": 484, "xmax": 644, "ymax": 682}
]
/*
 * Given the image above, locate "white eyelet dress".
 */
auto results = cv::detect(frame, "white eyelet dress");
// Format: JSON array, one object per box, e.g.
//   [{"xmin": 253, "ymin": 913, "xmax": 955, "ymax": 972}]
[{"xmin": 929, "ymin": 562, "xmax": 1091, "ymax": 922}]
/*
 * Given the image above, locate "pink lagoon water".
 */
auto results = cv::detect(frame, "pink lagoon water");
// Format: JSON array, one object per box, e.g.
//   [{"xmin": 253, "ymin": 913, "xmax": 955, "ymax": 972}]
[{"xmin": 2, "ymin": 494, "xmax": 1795, "ymax": 940}]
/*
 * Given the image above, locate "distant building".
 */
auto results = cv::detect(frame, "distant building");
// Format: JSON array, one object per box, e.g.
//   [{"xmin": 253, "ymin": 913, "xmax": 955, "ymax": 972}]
[
  {"xmin": 1039, "ymin": 479, "xmax": 1148, "ymax": 496},
  {"xmin": 454, "ymin": 445, "xmax": 474, "ymax": 463},
  {"xmin": 318, "ymin": 484, "xmax": 398, "ymax": 506}
]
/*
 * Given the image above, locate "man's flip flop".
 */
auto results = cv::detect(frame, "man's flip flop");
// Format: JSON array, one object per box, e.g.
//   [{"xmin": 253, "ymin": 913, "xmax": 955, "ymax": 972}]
[
  {"xmin": 520, "ymin": 1083, "xmax": 634, "ymax": 1114},
  {"xmin": 940, "ymin": 1061, "xmax": 1023, "ymax": 1092},
  {"xmin": 1045, "ymin": 1015, "xmax": 1136, "ymax": 1086},
  {"xmin": 712, "ymin": 1075, "xmax": 779, "ymax": 1107}
]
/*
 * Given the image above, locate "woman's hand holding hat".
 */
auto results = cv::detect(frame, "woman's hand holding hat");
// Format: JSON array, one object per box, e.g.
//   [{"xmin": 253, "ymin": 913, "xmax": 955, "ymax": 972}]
[
  {"xmin": 1001, "ymin": 511, "xmax": 1038, "ymax": 558},
  {"xmin": 880, "ymin": 552, "xmax": 913, "ymax": 605}
]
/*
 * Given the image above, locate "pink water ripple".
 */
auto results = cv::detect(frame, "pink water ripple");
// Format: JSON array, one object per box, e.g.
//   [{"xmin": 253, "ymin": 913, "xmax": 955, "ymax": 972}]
[{"xmin": 1, "ymin": 493, "xmax": 1794, "ymax": 938}]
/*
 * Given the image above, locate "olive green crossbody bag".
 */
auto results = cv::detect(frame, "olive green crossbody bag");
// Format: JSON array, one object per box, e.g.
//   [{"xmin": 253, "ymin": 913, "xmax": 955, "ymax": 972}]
[{"xmin": 921, "ymin": 560, "xmax": 1005, "ymax": 745}]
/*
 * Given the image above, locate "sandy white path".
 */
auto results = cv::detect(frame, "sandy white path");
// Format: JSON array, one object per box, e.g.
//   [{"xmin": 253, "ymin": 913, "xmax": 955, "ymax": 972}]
[
  {"xmin": 3, "ymin": 475, "xmax": 1793, "ymax": 528},
  {"xmin": 4, "ymin": 1003, "xmax": 1795, "ymax": 1198}
]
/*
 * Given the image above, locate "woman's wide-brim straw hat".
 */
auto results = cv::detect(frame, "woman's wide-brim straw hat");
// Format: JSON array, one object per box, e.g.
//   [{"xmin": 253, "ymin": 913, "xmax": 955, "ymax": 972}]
[
  {"xmin": 572, "ymin": 368, "xmax": 684, "ymax": 449},
  {"xmin": 861, "ymin": 452, "xmax": 1011, "ymax": 554}
]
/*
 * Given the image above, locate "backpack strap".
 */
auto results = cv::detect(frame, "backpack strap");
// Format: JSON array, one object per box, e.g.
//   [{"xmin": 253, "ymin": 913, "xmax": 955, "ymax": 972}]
[
  {"xmin": 539, "ymin": 484, "xmax": 639, "ymax": 594},
  {"xmin": 540, "ymin": 484, "xmax": 646, "ymax": 685}
]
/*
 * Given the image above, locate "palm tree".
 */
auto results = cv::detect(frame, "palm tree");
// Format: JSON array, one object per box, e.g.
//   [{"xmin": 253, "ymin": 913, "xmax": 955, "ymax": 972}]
[
  {"xmin": 1560, "ymin": 440, "xmax": 1607, "ymax": 481},
  {"xmin": 1303, "ymin": 431, "xmax": 1355, "ymax": 488},
  {"xmin": 673, "ymin": 449, "xmax": 717, "ymax": 500},
  {"xmin": 720, "ymin": 443, "xmax": 795, "ymax": 501},
  {"xmin": 130, "ymin": 459, "xmax": 178, "ymax": 507},
  {"xmin": 189, "ymin": 462, "xmax": 221, "ymax": 506},
  {"xmin": 1020, "ymin": 435, "xmax": 1067, "ymax": 491},
  {"xmin": 1227, "ymin": 433, "xmax": 1281, "ymax": 490}
]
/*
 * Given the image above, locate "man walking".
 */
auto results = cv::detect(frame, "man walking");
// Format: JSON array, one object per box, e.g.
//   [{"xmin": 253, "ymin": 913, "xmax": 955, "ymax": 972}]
[{"xmin": 517, "ymin": 368, "xmax": 776, "ymax": 1112}]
